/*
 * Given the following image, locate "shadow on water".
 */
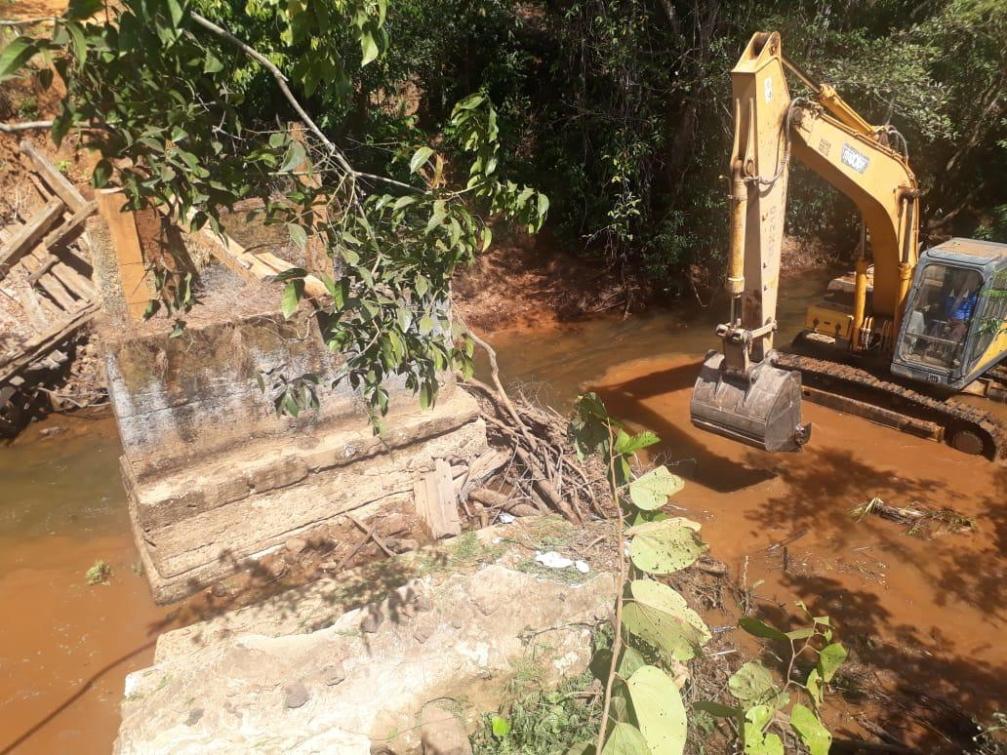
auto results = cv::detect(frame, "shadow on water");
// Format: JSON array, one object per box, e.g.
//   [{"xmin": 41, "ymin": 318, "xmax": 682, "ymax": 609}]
[{"xmin": 591, "ymin": 360, "xmax": 777, "ymax": 493}]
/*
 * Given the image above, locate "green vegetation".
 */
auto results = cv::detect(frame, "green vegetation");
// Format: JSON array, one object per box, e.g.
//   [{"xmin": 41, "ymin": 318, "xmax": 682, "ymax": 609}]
[
  {"xmin": 85, "ymin": 559, "xmax": 111, "ymax": 585},
  {"xmin": 2, "ymin": 0, "xmax": 1005, "ymax": 410},
  {"xmin": 569, "ymin": 392, "xmax": 846, "ymax": 754},
  {"xmin": 473, "ymin": 673, "xmax": 602, "ymax": 755}
]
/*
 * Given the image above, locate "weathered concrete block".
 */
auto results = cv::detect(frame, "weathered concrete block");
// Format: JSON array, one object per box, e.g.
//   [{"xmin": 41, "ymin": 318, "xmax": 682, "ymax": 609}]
[{"xmin": 116, "ymin": 519, "xmax": 616, "ymax": 754}]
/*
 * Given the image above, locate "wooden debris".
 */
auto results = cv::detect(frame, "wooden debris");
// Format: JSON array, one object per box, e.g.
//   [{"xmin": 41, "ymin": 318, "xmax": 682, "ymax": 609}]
[
  {"xmin": 20, "ymin": 140, "xmax": 88, "ymax": 213},
  {"xmin": 850, "ymin": 497, "xmax": 975, "ymax": 536},
  {"xmin": 413, "ymin": 459, "xmax": 462, "ymax": 539},
  {"xmin": 0, "ymin": 197, "xmax": 65, "ymax": 276},
  {"xmin": 0, "ymin": 145, "xmax": 100, "ymax": 435},
  {"xmin": 191, "ymin": 211, "xmax": 328, "ymax": 299},
  {"xmin": 0, "ymin": 304, "xmax": 98, "ymax": 384}
]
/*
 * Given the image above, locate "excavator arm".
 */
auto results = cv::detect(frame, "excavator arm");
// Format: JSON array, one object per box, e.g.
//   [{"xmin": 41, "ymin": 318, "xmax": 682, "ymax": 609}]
[{"xmin": 691, "ymin": 31, "xmax": 920, "ymax": 452}]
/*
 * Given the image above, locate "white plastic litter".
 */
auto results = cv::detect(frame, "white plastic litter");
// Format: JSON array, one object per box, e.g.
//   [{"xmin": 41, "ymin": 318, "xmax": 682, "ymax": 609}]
[
  {"xmin": 534, "ymin": 551, "xmax": 574, "ymax": 569},
  {"xmin": 574, "ymin": 560, "xmax": 590, "ymax": 574},
  {"xmin": 498, "ymin": 512, "xmax": 516, "ymax": 524}
]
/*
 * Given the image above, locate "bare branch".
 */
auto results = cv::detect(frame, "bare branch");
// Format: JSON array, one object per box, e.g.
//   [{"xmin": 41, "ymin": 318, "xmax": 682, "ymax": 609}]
[
  {"xmin": 189, "ymin": 12, "xmax": 420, "ymax": 195},
  {"xmin": 0, "ymin": 120, "xmax": 53, "ymax": 133},
  {"xmin": 0, "ymin": 17, "xmax": 54, "ymax": 27}
]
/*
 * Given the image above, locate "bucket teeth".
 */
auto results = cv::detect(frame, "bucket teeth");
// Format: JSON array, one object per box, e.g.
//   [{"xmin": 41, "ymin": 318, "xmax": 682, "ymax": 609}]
[{"xmin": 690, "ymin": 351, "xmax": 810, "ymax": 452}]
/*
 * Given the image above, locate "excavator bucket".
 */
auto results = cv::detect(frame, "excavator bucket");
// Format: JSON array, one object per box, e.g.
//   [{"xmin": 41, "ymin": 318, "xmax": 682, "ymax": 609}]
[{"xmin": 690, "ymin": 351, "xmax": 810, "ymax": 452}]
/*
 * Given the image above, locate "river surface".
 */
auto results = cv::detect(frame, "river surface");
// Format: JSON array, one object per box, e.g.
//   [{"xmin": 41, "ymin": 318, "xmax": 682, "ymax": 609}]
[{"xmin": 1, "ymin": 268, "xmax": 1004, "ymax": 752}]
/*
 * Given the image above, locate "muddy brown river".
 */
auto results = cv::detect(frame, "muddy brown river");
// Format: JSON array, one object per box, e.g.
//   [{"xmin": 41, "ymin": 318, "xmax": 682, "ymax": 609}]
[{"xmin": 1, "ymin": 269, "xmax": 1004, "ymax": 752}]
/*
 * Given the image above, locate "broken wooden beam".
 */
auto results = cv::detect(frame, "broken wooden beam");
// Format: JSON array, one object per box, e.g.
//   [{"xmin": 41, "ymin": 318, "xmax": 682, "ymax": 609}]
[
  {"xmin": 413, "ymin": 459, "xmax": 462, "ymax": 539},
  {"xmin": 0, "ymin": 303, "xmax": 98, "ymax": 384},
  {"xmin": 0, "ymin": 198, "xmax": 65, "ymax": 276},
  {"xmin": 42, "ymin": 198, "xmax": 97, "ymax": 251},
  {"xmin": 195, "ymin": 220, "xmax": 328, "ymax": 299},
  {"xmin": 20, "ymin": 140, "xmax": 87, "ymax": 213}
]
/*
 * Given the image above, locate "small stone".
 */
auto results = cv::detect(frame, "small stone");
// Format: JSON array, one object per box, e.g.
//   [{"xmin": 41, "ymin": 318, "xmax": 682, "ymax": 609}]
[
  {"xmin": 415, "ymin": 594, "xmax": 433, "ymax": 613},
  {"xmin": 283, "ymin": 681, "xmax": 309, "ymax": 709},
  {"xmin": 322, "ymin": 663, "xmax": 346, "ymax": 686},
  {"xmin": 386, "ymin": 537, "xmax": 419, "ymax": 554},
  {"xmin": 285, "ymin": 537, "xmax": 307, "ymax": 554},
  {"xmin": 185, "ymin": 708, "xmax": 204, "ymax": 726},
  {"xmin": 361, "ymin": 605, "xmax": 384, "ymax": 633},
  {"xmin": 420, "ymin": 702, "xmax": 472, "ymax": 755},
  {"xmin": 413, "ymin": 616, "xmax": 437, "ymax": 644}
]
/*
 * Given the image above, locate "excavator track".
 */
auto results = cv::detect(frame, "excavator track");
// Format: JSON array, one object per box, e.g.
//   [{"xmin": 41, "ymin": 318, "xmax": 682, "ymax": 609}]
[{"xmin": 771, "ymin": 351, "xmax": 1007, "ymax": 460}]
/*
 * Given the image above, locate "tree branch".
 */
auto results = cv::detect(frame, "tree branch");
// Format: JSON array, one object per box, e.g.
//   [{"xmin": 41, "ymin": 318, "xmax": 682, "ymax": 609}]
[
  {"xmin": 0, "ymin": 120, "xmax": 53, "ymax": 133},
  {"xmin": 189, "ymin": 11, "xmax": 420, "ymax": 195}
]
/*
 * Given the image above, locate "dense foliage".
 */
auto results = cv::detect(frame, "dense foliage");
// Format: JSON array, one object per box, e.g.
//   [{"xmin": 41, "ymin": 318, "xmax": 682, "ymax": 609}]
[{"xmin": 2, "ymin": 0, "xmax": 1005, "ymax": 399}]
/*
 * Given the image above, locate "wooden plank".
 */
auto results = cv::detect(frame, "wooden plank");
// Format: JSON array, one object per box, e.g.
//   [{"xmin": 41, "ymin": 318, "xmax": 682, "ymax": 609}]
[
  {"xmin": 95, "ymin": 189, "xmax": 154, "ymax": 319},
  {"xmin": 195, "ymin": 220, "xmax": 328, "ymax": 299},
  {"xmin": 412, "ymin": 459, "xmax": 462, "ymax": 540},
  {"xmin": 18, "ymin": 288, "xmax": 48, "ymax": 330},
  {"xmin": 42, "ymin": 199, "xmax": 97, "ymax": 251},
  {"xmin": 801, "ymin": 385, "xmax": 944, "ymax": 441},
  {"xmin": 19, "ymin": 140, "xmax": 87, "ymax": 213},
  {"xmin": 0, "ymin": 303, "xmax": 97, "ymax": 384},
  {"xmin": 50, "ymin": 260, "xmax": 96, "ymax": 300},
  {"xmin": 21, "ymin": 249, "xmax": 78, "ymax": 311},
  {"xmin": 0, "ymin": 198, "xmax": 65, "ymax": 276}
]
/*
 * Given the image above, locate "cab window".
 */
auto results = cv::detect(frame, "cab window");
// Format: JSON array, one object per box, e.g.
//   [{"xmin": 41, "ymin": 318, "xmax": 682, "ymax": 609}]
[
  {"xmin": 968, "ymin": 270, "xmax": 1007, "ymax": 370},
  {"xmin": 899, "ymin": 264, "xmax": 983, "ymax": 370}
]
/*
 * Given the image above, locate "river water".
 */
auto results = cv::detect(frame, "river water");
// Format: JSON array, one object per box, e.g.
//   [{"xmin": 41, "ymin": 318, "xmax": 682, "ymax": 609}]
[{"xmin": 1, "ymin": 268, "xmax": 1004, "ymax": 752}]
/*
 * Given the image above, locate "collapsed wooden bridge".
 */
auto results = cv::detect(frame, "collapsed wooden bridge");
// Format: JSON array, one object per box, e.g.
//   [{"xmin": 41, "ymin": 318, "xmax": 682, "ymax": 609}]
[{"xmin": 0, "ymin": 141, "xmax": 98, "ymax": 434}]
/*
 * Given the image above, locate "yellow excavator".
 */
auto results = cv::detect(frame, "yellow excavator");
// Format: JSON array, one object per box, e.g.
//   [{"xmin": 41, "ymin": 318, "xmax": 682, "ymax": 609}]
[{"xmin": 691, "ymin": 31, "xmax": 1007, "ymax": 458}]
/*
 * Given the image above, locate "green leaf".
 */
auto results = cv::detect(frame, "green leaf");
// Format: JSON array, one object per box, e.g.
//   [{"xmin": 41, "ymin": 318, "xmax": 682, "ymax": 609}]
[
  {"xmin": 629, "ymin": 466, "xmax": 685, "ymax": 510},
  {"xmin": 165, "ymin": 0, "xmax": 185, "ymax": 28},
  {"xmin": 739, "ymin": 617, "xmax": 788, "ymax": 642},
  {"xmin": 626, "ymin": 665, "xmax": 687, "ymax": 755},
  {"xmin": 621, "ymin": 579, "xmax": 711, "ymax": 661},
  {"xmin": 281, "ymin": 280, "xmax": 303, "ymax": 319},
  {"xmin": 92, "ymin": 159, "xmax": 113, "ymax": 188},
  {"xmin": 0, "ymin": 37, "xmax": 41, "ymax": 82},
  {"xmin": 790, "ymin": 704, "xmax": 832, "ymax": 755},
  {"xmin": 419, "ymin": 315, "xmax": 434, "ymax": 335},
  {"xmin": 692, "ymin": 701, "xmax": 742, "ymax": 718},
  {"xmin": 360, "ymin": 31, "xmax": 379, "ymax": 66},
  {"xmin": 66, "ymin": 0, "xmax": 102, "ymax": 19},
  {"xmin": 743, "ymin": 726, "xmax": 784, "ymax": 755},
  {"xmin": 629, "ymin": 519, "xmax": 706, "ymax": 575},
  {"xmin": 63, "ymin": 21, "xmax": 88, "ymax": 67},
  {"xmin": 490, "ymin": 715, "xmax": 511, "ymax": 738},
  {"xmin": 614, "ymin": 429, "xmax": 660, "ymax": 455},
  {"xmin": 425, "ymin": 200, "xmax": 447, "ymax": 234},
  {"xmin": 409, "ymin": 146, "xmax": 434, "ymax": 174},
  {"xmin": 454, "ymin": 92, "xmax": 485, "ymax": 111},
  {"xmin": 806, "ymin": 668, "xmax": 824, "ymax": 707},
  {"xmin": 537, "ymin": 191, "xmax": 550, "ymax": 219},
  {"xmin": 728, "ymin": 662, "xmax": 776, "ymax": 704},
  {"xmin": 817, "ymin": 643, "xmax": 847, "ymax": 683},
  {"xmin": 203, "ymin": 49, "xmax": 223, "ymax": 73},
  {"xmin": 287, "ymin": 223, "xmax": 308, "ymax": 249},
  {"xmin": 566, "ymin": 743, "xmax": 595, "ymax": 755},
  {"xmin": 280, "ymin": 141, "xmax": 307, "ymax": 174},
  {"xmin": 602, "ymin": 723, "xmax": 651, "ymax": 755},
  {"xmin": 618, "ymin": 646, "xmax": 646, "ymax": 679},
  {"xmin": 785, "ymin": 627, "xmax": 815, "ymax": 641}
]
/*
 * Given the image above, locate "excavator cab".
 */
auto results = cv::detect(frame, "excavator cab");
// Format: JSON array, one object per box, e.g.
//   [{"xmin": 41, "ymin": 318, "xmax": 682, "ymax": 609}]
[{"xmin": 892, "ymin": 238, "xmax": 1007, "ymax": 391}]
